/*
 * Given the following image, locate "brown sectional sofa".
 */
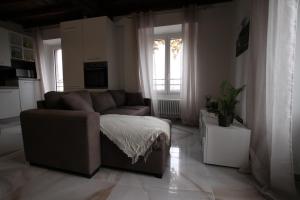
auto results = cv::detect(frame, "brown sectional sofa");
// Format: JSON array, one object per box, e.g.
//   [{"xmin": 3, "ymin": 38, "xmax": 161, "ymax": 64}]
[{"xmin": 20, "ymin": 90, "xmax": 170, "ymax": 178}]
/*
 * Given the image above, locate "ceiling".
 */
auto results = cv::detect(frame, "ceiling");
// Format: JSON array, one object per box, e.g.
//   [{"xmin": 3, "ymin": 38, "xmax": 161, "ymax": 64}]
[{"xmin": 0, "ymin": 0, "xmax": 232, "ymax": 28}]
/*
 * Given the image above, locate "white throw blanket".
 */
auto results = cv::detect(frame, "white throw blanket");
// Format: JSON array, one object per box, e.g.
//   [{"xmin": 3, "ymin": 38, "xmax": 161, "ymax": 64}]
[{"xmin": 100, "ymin": 114, "xmax": 171, "ymax": 163}]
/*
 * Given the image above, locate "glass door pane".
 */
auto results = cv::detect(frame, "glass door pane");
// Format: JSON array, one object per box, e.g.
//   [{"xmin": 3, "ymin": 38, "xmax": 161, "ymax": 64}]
[
  {"xmin": 170, "ymin": 38, "xmax": 183, "ymax": 92},
  {"xmin": 153, "ymin": 39, "xmax": 166, "ymax": 91}
]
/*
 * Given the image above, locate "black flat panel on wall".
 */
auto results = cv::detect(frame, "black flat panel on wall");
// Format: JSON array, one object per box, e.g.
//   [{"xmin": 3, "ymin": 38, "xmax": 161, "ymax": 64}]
[
  {"xmin": 0, "ymin": 66, "xmax": 16, "ymax": 81},
  {"xmin": 84, "ymin": 61, "xmax": 108, "ymax": 89}
]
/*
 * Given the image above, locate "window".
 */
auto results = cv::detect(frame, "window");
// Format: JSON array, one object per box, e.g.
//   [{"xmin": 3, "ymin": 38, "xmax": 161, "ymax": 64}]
[
  {"xmin": 54, "ymin": 49, "xmax": 64, "ymax": 91},
  {"xmin": 153, "ymin": 34, "xmax": 183, "ymax": 95}
]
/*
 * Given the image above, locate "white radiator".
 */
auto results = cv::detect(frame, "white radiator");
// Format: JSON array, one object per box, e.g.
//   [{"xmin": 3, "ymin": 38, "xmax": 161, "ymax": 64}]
[{"xmin": 158, "ymin": 99, "xmax": 181, "ymax": 119}]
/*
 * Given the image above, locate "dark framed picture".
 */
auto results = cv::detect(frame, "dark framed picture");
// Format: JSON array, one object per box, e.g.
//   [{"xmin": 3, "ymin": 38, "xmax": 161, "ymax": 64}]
[{"xmin": 236, "ymin": 18, "xmax": 250, "ymax": 57}]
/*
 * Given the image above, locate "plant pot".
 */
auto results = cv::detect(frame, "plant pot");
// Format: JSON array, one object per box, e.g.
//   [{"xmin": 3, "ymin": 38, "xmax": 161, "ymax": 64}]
[{"xmin": 218, "ymin": 114, "xmax": 232, "ymax": 127}]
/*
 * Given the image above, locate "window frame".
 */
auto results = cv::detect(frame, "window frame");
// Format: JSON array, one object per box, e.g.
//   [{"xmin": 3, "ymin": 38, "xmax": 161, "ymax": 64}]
[{"xmin": 153, "ymin": 33, "xmax": 183, "ymax": 97}]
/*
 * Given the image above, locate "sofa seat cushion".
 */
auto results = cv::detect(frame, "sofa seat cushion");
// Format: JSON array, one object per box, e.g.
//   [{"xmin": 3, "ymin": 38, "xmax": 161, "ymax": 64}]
[
  {"xmin": 103, "ymin": 106, "xmax": 150, "ymax": 116},
  {"xmin": 61, "ymin": 93, "xmax": 94, "ymax": 112},
  {"xmin": 91, "ymin": 92, "xmax": 117, "ymax": 113}
]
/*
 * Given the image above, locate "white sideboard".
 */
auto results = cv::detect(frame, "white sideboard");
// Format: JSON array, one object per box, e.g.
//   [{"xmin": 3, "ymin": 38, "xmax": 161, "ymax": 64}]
[
  {"xmin": 0, "ymin": 79, "xmax": 41, "ymax": 119},
  {"xmin": 0, "ymin": 88, "xmax": 21, "ymax": 119},
  {"xmin": 18, "ymin": 79, "xmax": 40, "ymax": 111},
  {"xmin": 200, "ymin": 110, "xmax": 251, "ymax": 168}
]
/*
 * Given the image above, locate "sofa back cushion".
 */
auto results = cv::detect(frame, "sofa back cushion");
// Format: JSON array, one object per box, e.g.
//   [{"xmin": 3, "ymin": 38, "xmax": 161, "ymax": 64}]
[
  {"xmin": 91, "ymin": 92, "xmax": 117, "ymax": 113},
  {"xmin": 126, "ymin": 92, "xmax": 145, "ymax": 106},
  {"xmin": 44, "ymin": 91, "xmax": 65, "ymax": 109},
  {"xmin": 61, "ymin": 93, "xmax": 94, "ymax": 112},
  {"xmin": 109, "ymin": 90, "xmax": 126, "ymax": 106},
  {"xmin": 44, "ymin": 90, "xmax": 92, "ymax": 109}
]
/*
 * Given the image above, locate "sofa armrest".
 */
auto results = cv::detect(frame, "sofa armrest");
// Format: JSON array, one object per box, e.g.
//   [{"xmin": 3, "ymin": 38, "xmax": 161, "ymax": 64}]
[
  {"xmin": 144, "ymin": 98, "xmax": 151, "ymax": 107},
  {"xmin": 20, "ymin": 109, "xmax": 101, "ymax": 177},
  {"xmin": 143, "ymin": 98, "xmax": 152, "ymax": 115}
]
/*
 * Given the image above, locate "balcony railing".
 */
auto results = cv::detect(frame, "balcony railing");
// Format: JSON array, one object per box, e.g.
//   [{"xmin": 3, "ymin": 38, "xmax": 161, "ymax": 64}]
[{"xmin": 153, "ymin": 78, "xmax": 181, "ymax": 95}]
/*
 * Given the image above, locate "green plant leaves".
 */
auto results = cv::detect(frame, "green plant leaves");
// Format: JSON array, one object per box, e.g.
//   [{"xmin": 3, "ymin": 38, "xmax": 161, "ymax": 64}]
[{"xmin": 217, "ymin": 80, "xmax": 245, "ymax": 117}]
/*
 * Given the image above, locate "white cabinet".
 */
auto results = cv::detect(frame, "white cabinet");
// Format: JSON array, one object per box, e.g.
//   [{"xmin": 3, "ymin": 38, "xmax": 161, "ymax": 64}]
[
  {"xmin": 200, "ymin": 110, "xmax": 251, "ymax": 168},
  {"xmin": 9, "ymin": 32, "xmax": 35, "ymax": 62},
  {"xmin": 19, "ymin": 80, "xmax": 35, "ymax": 111},
  {"xmin": 0, "ymin": 28, "xmax": 11, "ymax": 66},
  {"xmin": 61, "ymin": 16, "xmax": 120, "ymax": 91},
  {"xmin": 0, "ymin": 80, "xmax": 41, "ymax": 119},
  {"xmin": 18, "ymin": 80, "xmax": 41, "ymax": 111},
  {"xmin": 0, "ymin": 89, "xmax": 21, "ymax": 118},
  {"xmin": 83, "ymin": 17, "xmax": 107, "ymax": 62},
  {"xmin": 61, "ymin": 20, "xmax": 84, "ymax": 90}
]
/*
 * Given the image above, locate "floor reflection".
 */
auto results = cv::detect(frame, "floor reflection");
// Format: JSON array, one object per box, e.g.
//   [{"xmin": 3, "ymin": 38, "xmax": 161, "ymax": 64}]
[{"xmin": 170, "ymin": 147, "xmax": 180, "ymax": 174}]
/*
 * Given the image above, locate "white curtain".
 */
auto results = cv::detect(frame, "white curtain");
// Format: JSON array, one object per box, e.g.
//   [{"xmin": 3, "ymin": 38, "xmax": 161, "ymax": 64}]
[
  {"xmin": 137, "ymin": 12, "xmax": 158, "ymax": 116},
  {"xmin": 33, "ymin": 28, "xmax": 50, "ymax": 96},
  {"xmin": 243, "ymin": 0, "xmax": 299, "ymax": 198},
  {"xmin": 181, "ymin": 6, "xmax": 200, "ymax": 126},
  {"xmin": 266, "ymin": 0, "xmax": 298, "ymax": 197}
]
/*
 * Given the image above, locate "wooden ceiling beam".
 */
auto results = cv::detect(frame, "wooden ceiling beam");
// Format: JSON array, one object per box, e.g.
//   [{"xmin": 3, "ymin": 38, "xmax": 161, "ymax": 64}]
[
  {"xmin": 0, "ymin": 4, "xmax": 79, "ymax": 21},
  {"xmin": 0, "ymin": 0, "xmax": 233, "ymax": 27},
  {"xmin": 71, "ymin": 0, "xmax": 100, "ymax": 17},
  {"xmin": 15, "ymin": 9, "xmax": 79, "ymax": 21},
  {"xmin": 22, "ymin": 12, "xmax": 81, "ymax": 28}
]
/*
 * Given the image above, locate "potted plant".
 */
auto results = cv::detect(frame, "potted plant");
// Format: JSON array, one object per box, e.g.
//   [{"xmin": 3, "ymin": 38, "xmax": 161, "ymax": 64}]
[
  {"xmin": 217, "ymin": 81, "xmax": 245, "ymax": 127},
  {"xmin": 205, "ymin": 96, "xmax": 218, "ymax": 114}
]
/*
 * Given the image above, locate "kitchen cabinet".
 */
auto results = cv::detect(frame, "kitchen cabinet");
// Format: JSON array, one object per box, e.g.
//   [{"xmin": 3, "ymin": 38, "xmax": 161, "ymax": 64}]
[
  {"xmin": 9, "ymin": 32, "xmax": 35, "ymax": 62},
  {"xmin": 0, "ymin": 27, "xmax": 35, "ymax": 67},
  {"xmin": 61, "ymin": 16, "xmax": 120, "ymax": 91},
  {"xmin": 83, "ymin": 17, "xmax": 107, "ymax": 62},
  {"xmin": 61, "ymin": 20, "xmax": 84, "ymax": 90},
  {"xmin": 0, "ymin": 89, "xmax": 21, "ymax": 118},
  {"xmin": 0, "ymin": 28, "xmax": 11, "ymax": 67},
  {"xmin": 18, "ymin": 79, "xmax": 41, "ymax": 111}
]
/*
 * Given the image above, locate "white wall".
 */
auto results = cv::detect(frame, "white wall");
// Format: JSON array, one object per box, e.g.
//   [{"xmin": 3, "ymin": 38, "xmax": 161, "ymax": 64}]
[
  {"xmin": 292, "ymin": 5, "xmax": 300, "ymax": 175},
  {"xmin": 153, "ymin": 4, "xmax": 236, "ymax": 106},
  {"xmin": 116, "ymin": 2, "xmax": 235, "ymax": 96},
  {"xmin": 106, "ymin": 19, "xmax": 121, "ymax": 90},
  {"xmin": 197, "ymin": 3, "xmax": 235, "ymax": 106},
  {"xmin": 231, "ymin": 0, "xmax": 251, "ymax": 121},
  {"xmin": 115, "ymin": 18, "xmax": 140, "ymax": 92}
]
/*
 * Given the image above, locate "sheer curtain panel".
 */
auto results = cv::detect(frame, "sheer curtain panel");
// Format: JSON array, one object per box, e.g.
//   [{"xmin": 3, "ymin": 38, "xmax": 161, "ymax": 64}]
[
  {"xmin": 33, "ymin": 28, "xmax": 50, "ymax": 95},
  {"xmin": 137, "ymin": 13, "xmax": 158, "ymax": 116},
  {"xmin": 266, "ymin": 0, "xmax": 299, "ymax": 197},
  {"xmin": 245, "ymin": 0, "xmax": 299, "ymax": 198},
  {"xmin": 180, "ymin": 6, "xmax": 200, "ymax": 126}
]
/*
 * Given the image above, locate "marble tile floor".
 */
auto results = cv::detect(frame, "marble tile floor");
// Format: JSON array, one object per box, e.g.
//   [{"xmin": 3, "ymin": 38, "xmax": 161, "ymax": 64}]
[{"xmin": 0, "ymin": 124, "xmax": 266, "ymax": 200}]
